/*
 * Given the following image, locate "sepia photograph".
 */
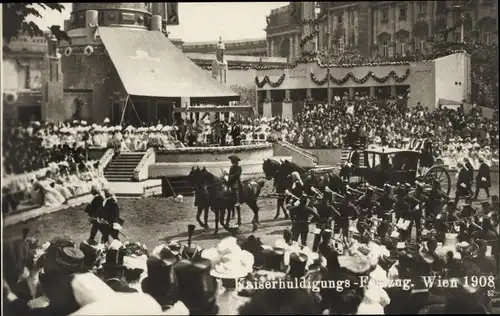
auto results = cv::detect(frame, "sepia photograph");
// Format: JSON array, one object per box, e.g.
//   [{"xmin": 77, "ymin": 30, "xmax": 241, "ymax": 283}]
[{"xmin": 1, "ymin": 1, "xmax": 499, "ymax": 315}]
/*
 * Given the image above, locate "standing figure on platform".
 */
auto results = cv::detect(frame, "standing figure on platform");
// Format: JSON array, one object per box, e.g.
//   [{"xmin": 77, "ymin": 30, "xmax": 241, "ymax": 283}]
[
  {"xmin": 213, "ymin": 118, "xmax": 221, "ymax": 145},
  {"xmin": 220, "ymin": 121, "xmax": 229, "ymax": 146},
  {"xmin": 231, "ymin": 122, "xmax": 241, "ymax": 146},
  {"xmin": 475, "ymin": 156, "xmax": 491, "ymax": 200},
  {"xmin": 85, "ymin": 184, "xmax": 104, "ymax": 245}
]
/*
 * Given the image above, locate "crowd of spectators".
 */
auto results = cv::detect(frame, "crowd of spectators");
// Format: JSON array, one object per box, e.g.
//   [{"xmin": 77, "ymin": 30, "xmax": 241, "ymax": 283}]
[
  {"xmin": 3, "ymin": 193, "xmax": 500, "ymax": 315},
  {"xmin": 266, "ymin": 93, "xmax": 499, "ymax": 168}
]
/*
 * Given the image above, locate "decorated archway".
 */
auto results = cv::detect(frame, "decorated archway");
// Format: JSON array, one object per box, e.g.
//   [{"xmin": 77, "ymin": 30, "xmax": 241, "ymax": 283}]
[
  {"xmin": 477, "ymin": 17, "xmax": 497, "ymax": 44},
  {"xmin": 395, "ymin": 29, "xmax": 410, "ymax": 55}
]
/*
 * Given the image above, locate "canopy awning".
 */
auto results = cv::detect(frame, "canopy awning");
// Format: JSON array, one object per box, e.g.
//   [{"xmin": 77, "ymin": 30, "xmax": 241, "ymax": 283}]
[
  {"xmin": 173, "ymin": 105, "xmax": 255, "ymax": 113},
  {"xmin": 98, "ymin": 27, "xmax": 240, "ymax": 99}
]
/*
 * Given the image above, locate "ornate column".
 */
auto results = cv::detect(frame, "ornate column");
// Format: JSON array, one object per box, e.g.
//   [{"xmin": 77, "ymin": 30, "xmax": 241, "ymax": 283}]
[
  {"xmin": 345, "ymin": 10, "xmax": 350, "ymax": 47},
  {"xmin": 327, "ymin": 12, "xmax": 332, "ymax": 50},
  {"xmin": 289, "ymin": 34, "xmax": 294, "ymax": 61},
  {"xmin": 263, "ymin": 90, "xmax": 272, "ymax": 118},
  {"xmin": 295, "ymin": 33, "xmax": 300, "ymax": 56},
  {"xmin": 348, "ymin": 87, "xmax": 355, "ymax": 97},
  {"xmin": 266, "ymin": 38, "xmax": 271, "ymax": 56},
  {"xmin": 269, "ymin": 37, "xmax": 274, "ymax": 57},
  {"xmin": 390, "ymin": 85, "xmax": 396, "ymax": 97},
  {"xmin": 42, "ymin": 35, "xmax": 64, "ymax": 122},
  {"xmin": 369, "ymin": 86, "xmax": 375, "ymax": 98}
]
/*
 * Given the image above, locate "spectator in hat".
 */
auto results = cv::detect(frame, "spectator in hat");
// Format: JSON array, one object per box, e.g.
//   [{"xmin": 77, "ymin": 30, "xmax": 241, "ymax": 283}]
[
  {"xmin": 475, "ymin": 156, "xmax": 491, "ymax": 200},
  {"xmin": 141, "ymin": 254, "xmax": 179, "ymax": 310},
  {"xmin": 225, "ymin": 155, "xmax": 243, "ymax": 218},
  {"xmin": 102, "ymin": 245, "xmax": 137, "ymax": 293},
  {"xmin": 472, "ymin": 219, "xmax": 498, "ymax": 256},
  {"xmin": 472, "ymin": 239, "xmax": 497, "ymax": 276}
]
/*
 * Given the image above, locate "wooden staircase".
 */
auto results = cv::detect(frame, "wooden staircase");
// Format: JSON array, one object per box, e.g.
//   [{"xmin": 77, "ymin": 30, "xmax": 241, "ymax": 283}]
[
  {"xmin": 161, "ymin": 176, "xmax": 194, "ymax": 197},
  {"xmin": 104, "ymin": 152, "xmax": 146, "ymax": 182}
]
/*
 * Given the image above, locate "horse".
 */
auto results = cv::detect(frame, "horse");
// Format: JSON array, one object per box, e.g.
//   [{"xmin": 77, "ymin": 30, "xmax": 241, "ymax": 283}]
[
  {"xmin": 197, "ymin": 167, "xmax": 266, "ymax": 234},
  {"xmin": 262, "ymin": 159, "xmax": 289, "ymax": 220},
  {"xmin": 187, "ymin": 166, "xmax": 211, "ymax": 229},
  {"xmin": 262, "ymin": 159, "xmax": 346, "ymax": 219}
]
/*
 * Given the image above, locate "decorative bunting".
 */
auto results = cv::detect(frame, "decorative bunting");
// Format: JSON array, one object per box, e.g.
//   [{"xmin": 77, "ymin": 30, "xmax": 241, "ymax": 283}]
[
  {"xmin": 255, "ymin": 74, "xmax": 286, "ymax": 88},
  {"xmin": 310, "ymin": 69, "xmax": 410, "ymax": 86}
]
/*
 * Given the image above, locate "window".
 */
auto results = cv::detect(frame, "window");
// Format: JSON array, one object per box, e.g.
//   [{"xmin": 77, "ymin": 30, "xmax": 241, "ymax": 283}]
[
  {"xmin": 419, "ymin": 40, "xmax": 425, "ymax": 51},
  {"xmin": 418, "ymin": 3, "xmax": 426, "ymax": 16},
  {"xmin": 338, "ymin": 37, "xmax": 345, "ymax": 54},
  {"xmin": 452, "ymin": 11, "xmax": 461, "ymax": 25},
  {"xmin": 399, "ymin": 6, "xmax": 407, "ymax": 21},
  {"xmin": 388, "ymin": 46, "xmax": 394, "ymax": 58},
  {"xmin": 483, "ymin": 32, "xmax": 492, "ymax": 44},
  {"xmin": 453, "ymin": 32, "xmax": 461, "ymax": 42},
  {"xmin": 400, "ymin": 42, "xmax": 406, "ymax": 56},
  {"xmin": 382, "ymin": 43, "xmax": 388, "ymax": 56},
  {"xmin": 350, "ymin": 12, "xmax": 355, "ymax": 25},
  {"xmin": 338, "ymin": 15, "xmax": 343, "ymax": 24},
  {"xmin": 381, "ymin": 9, "xmax": 389, "ymax": 23}
]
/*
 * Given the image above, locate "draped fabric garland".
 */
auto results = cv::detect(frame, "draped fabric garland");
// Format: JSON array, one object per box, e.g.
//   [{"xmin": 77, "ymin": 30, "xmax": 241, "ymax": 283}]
[
  {"xmin": 255, "ymin": 74, "xmax": 286, "ymax": 88},
  {"xmin": 310, "ymin": 68, "xmax": 410, "ymax": 86}
]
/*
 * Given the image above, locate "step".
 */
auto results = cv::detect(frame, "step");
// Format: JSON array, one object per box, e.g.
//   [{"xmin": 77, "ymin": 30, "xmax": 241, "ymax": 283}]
[
  {"xmin": 106, "ymin": 165, "xmax": 137, "ymax": 170},
  {"xmin": 104, "ymin": 171, "xmax": 135, "ymax": 176}
]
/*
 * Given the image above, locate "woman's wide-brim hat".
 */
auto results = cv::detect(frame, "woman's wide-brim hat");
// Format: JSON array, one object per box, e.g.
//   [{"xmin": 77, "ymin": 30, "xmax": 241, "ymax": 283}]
[{"xmin": 228, "ymin": 155, "xmax": 241, "ymax": 162}]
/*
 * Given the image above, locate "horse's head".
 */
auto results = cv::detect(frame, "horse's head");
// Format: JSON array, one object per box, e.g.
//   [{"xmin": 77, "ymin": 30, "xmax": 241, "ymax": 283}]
[
  {"xmin": 262, "ymin": 158, "xmax": 279, "ymax": 180},
  {"xmin": 187, "ymin": 166, "xmax": 201, "ymax": 186}
]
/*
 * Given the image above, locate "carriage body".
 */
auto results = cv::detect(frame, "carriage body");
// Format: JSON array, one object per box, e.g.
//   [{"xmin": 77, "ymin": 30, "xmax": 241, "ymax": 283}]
[{"xmin": 351, "ymin": 147, "xmax": 451, "ymax": 194}]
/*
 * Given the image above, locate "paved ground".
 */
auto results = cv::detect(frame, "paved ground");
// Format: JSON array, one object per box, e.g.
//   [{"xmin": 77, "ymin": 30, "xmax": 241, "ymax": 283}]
[{"xmin": 4, "ymin": 177, "xmax": 498, "ymax": 250}]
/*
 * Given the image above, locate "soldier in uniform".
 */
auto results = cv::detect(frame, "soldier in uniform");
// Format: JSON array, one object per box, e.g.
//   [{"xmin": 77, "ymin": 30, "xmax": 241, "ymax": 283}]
[
  {"xmin": 334, "ymin": 192, "xmax": 357, "ymax": 242},
  {"xmin": 85, "ymin": 184, "xmax": 104, "ymax": 245},
  {"xmin": 474, "ymin": 156, "xmax": 491, "ymax": 200},
  {"xmin": 356, "ymin": 187, "xmax": 376, "ymax": 217},
  {"xmin": 312, "ymin": 190, "xmax": 339, "ymax": 251},
  {"xmin": 376, "ymin": 184, "xmax": 396, "ymax": 222},
  {"xmin": 289, "ymin": 194, "xmax": 320, "ymax": 247},
  {"xmin": 455, "ymin": 162, "xmax": 471, "ymax": 205},
  {"xmin": 464, "ymin": 158, "xmax": 475, "ymax": 196},
  {"xmin": 226, "ymin": 155, "xmax": 243, "ymax": 218},
  {"xmin": 406, "ymin": 182, "xmax": 425, "ymax": 241}
]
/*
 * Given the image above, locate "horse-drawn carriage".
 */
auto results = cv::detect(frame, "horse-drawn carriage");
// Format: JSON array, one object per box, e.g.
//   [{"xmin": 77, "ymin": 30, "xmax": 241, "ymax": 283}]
[{"xmin": 345, "ymin": 146, "xmax": 451, "ymax": 195}]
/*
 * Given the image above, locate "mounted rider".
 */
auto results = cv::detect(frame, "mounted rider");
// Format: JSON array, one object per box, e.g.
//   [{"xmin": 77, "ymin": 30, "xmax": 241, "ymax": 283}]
[{"xmin": 226, "ymin": 155, "xmax": 243, "ymax": 211}]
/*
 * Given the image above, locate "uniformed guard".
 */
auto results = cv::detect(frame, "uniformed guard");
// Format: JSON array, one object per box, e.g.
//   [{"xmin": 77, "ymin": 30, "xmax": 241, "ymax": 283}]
[
  {"xmin": 474, "ymin": 156, "xmax": 491, "ymax": 200},
  {"xmin": 376, "ymin": 184, "xmax": 395, "ymax": 222},
  {"xmin": 455, "ymin": 162, "xmax": 471, "ymax": 205},
  {"xmin": 356, "ymin": 187, "xmax": 376, "ymax": 217},
  {"xmin": 289, "ymin": 194, "xmax": 320, "ymax": 247},
  {"xmin": 312, "ymin": 189, "xmax": 339, "ymax": 252},
  {"xmin": 227, "ymin": 155, "xmax": 243, "ymax": 215},
  {"xmin": 335, "ymin": 192, "xmax": 357, "ymax": 242},
  {"xmin": 290, "ymin": 171, "xmax": 304, "ymax": 201},
  {"xmin": 406, "ymin": 182, "xmax": 425, "ymax": 241}
]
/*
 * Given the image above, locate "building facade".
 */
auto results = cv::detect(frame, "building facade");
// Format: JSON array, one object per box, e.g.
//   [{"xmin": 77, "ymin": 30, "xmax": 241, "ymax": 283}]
[
  {"xmin": 3, "ymin": 32, "xmax": 49, "ymax": 123},
  {"xmin": 266, "ymin": 1, "xmax": 498, "ymax": 60}
]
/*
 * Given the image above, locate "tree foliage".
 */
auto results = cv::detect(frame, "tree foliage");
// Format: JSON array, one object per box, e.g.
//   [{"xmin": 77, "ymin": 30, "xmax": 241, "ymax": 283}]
[{"xmin": 3, "ymin": 3, "xmax": 66, "ymax": 43}]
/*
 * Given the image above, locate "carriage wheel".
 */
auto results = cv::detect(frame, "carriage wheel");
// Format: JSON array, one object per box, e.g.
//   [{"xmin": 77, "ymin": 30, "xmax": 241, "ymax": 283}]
[{"xmin": 423, "ymin": 166, "xmax": 451, "ymax": 195}]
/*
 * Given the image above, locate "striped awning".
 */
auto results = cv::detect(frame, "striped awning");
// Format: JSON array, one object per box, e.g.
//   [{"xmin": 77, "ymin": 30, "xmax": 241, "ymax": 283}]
[{"xmin": 98, "ymin": 27, "xmax": 240, "ymax": 100}]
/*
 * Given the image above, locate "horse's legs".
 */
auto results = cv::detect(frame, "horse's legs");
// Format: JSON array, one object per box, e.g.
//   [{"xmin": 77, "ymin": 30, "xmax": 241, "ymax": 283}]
[
  {"xmin": 247, "ymin": 200, "xmax": 259, "ymax": 232},
  {"xmin": 196, "ymin": 206, "xmax": 205, "ymax": 228},
  {"xmin": 214, "ymin": 208, "xmax": 219, "ymax": 235},
  {"xmin": 280, "ymin": 198, "xmax": 289, "ymax": 219},
  {"xmin": 236, "ymin": 205, "xmax": 242, "ymax": 226},
  {"xmin": 231, "ymin": 207, "xmax": 235, "ymax": 219},
  {"xmin": 203, "ymin": 206, "xmax": 209, "ymax": 228},
  {"xmin": 225, "ymin": 207, "xmax": 231, "ymax": 227},
  {"xmin": 219, "ymin": 207, "xmax": 226, "ymax": 226},
  {"xmin": 274, "ymin": 197, "xmax": 282, "ymax": 220}
]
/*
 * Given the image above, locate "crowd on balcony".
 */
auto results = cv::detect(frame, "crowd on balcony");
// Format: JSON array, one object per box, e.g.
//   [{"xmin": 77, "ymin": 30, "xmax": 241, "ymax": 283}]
[{"xmin": 266, "ymin": 92, "xmax": 499, "ymax": 169}]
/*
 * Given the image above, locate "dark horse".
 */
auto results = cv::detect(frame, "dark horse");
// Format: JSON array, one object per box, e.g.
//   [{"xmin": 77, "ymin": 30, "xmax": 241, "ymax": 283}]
[
  {"xmin": 193, "ymin": 166, "xmax": 265, "ymax": 234},
  {"xmin": 262, "ymin": 159, "xmax": 346, "ymax": 219},
  {"xmin": 187, "ymin": 166, "xmax": 211, "ymax": 229}
]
